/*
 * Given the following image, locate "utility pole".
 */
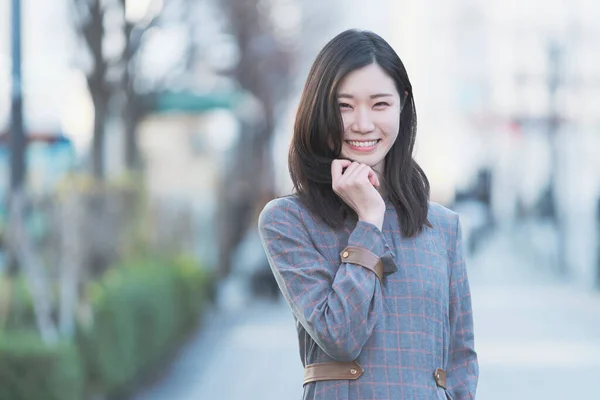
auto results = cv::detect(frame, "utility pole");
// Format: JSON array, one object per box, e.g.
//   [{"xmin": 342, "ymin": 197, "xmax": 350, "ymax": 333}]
[{"xmin": 10, "ymin": 0, "xmax": 26, "ymax": 191}]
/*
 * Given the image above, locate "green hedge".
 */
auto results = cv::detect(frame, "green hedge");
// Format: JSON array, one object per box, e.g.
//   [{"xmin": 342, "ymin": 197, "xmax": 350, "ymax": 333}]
[
  {"xmin": 0, "ymin": 255, "xmax": 213, "ymax": 399},
  {"xmin": 3, "ymin": 276, "xmax": 38, "ymax": 331},
  {"xmin": 0, "ymin": 332, "xmax": 84, "ymax": 400}
]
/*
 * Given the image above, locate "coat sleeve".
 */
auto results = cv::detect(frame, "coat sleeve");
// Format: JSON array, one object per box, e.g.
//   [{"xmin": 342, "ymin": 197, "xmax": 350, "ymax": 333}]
[
  {"xmin": 258, "ymin": 198, "xmax": 392, "ymax": 362},
  {"xmin": 446, "ymin": 215, "xmax": 479, "ymax": 399}
]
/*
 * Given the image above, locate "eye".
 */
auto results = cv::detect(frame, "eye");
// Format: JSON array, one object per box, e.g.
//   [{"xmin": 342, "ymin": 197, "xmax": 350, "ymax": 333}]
[
  {"xmin": 338, "ymin": 103, "xmax": 352, "ymax": 109},
  {"xmin": 374, "ymin": 102, "xmax": 390, "ymax": 109}
]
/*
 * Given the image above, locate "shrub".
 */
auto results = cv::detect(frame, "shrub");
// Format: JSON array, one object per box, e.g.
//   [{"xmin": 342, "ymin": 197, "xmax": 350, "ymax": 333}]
[
  {"xmin": 0, "ymin": 255, "xmax": 213, "ymax": 399},
  {"xmin": 0, "ymin": 331, "xmax": 84, "ymax": 400},
  {"xmin": 78, "ymin": 256, "xmax": 213, "ymax": 397}
]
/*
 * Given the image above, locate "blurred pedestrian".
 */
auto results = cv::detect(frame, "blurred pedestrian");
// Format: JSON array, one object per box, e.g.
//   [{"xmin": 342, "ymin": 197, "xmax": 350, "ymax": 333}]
[{"xmin": 259, "ymin": 29, "xmax": 478, "ymax": 400}]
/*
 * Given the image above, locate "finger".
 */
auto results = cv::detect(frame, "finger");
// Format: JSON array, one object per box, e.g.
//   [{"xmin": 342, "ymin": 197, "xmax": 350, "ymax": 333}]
[
  {"xmin": 340, "ymin": 164, "xmax": 370, "ymax": 192},
  {"xmin": 339, "ymin": 162, "xmax": 362, "ymax": 183},
  {"xmin": 331, "ymin": 159, "xmax": 353, "ymax": 182},
  {"xmin": 344, "ymin": 163, "xmax": 368, "ymax": 182},
  {"xmin": 367, "ymin": 169, "xmax": 380, "ymax": 187},
  {"xmin": 352, "ymin": 164, "xmax": 375, "ymax": 184}
]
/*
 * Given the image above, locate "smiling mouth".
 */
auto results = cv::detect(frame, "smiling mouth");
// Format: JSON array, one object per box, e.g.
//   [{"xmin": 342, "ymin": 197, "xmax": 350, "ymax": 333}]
[{"xmin": 345, "ymin": 139, "xmax": 381, "ymax": 148}]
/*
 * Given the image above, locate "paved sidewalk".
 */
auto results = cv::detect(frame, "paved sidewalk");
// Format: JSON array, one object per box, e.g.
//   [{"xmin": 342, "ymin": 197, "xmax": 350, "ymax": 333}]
[
  {"xmin": 468, "ymin": 230, "xmax": 600, "ymax": 399},
  {"xmin": 134, "ymin": 230, "xmax": 600, "ymax": 400},
  {"xmin": 133, "ymin": 299, "xmax": 304, "ymax": 400}
]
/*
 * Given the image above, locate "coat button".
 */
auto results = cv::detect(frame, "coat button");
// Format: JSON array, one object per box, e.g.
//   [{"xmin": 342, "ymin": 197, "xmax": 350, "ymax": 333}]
[
  {"xmin": 342, "ymin": 251, "xmax": 349, "ymax": 258},
  {"xmin": 350, "ymin": 368, "xmax": 358, "ymax": 375}
]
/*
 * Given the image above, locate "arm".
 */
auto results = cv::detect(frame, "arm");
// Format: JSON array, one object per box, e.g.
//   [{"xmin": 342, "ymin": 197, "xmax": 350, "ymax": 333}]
[
  {"xmin": 258, "ymin": 199, "xmax": 392, "ymax": 362},
  {"xmin": 446, "ymin": 215, "xmax": 479, "ymax": 399}
]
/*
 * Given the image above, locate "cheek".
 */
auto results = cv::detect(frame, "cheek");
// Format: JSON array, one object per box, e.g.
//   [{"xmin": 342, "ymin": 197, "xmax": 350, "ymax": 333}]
[
  {"xmin": 341, "ymin": 114, "xmax": 351, "ymax": 132},
  {"xmin": 381, "ymin": 115, "xmax": 400, "ymax": 140}
]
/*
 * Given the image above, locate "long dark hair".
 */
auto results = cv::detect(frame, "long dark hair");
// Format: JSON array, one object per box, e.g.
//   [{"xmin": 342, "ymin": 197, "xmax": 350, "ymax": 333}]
[{"xmin": 289, "ymin": 29, "xmax": 430, "ymax": 237}]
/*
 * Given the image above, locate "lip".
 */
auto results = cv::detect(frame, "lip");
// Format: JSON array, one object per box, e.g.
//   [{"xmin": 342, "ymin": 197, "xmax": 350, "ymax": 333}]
[{"xmin": 345, "ymin": 139, "xmax": 381, "ymax": 153}]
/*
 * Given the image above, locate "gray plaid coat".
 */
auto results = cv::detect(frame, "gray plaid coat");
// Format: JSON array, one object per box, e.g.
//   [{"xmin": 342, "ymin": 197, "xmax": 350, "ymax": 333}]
[{"xmin": 258, "ymin": 196, "xmax": 478, "ymax": 400}]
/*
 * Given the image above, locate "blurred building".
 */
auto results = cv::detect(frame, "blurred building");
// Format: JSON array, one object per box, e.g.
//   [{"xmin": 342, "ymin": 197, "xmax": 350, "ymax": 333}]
[
  {"xmin": 139, "ymin": 90, "xmax": 257, "ymax": 269},
  {"xmin": 390, "ymin": 0, "xmax": 600, "ymax": 289}
]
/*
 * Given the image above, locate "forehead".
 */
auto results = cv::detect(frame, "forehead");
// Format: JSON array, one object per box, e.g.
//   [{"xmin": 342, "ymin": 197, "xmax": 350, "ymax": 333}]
[{"xmin": 337, "ymin": 63, "xmax": 398, "ymax": 96}]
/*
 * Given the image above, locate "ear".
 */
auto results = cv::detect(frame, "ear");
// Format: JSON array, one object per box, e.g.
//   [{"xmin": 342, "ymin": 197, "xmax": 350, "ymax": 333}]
[{"xmin": 404, "ymin": 90, "xmax": 409, "ymax": 97}]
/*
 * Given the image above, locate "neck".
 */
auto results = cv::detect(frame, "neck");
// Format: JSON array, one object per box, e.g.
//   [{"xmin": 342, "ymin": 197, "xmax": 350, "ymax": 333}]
[{"xmin": 373, "ymin": 162, "xmax": 387, "ymax": 198}]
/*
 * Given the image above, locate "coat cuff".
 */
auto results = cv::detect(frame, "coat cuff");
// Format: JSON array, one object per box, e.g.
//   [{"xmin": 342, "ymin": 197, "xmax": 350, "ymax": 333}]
[
  {"xmin": 340, "ymin": 246, "xmax": 384, "ymax": 282},
  {"xmin": 347, "ymin": 221, "xmax": 398, "ymax": 276}
]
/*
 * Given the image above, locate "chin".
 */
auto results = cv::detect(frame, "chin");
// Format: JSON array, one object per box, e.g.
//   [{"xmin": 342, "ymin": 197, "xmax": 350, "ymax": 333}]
[{"xmin": 346, "ymin": 157, "xmax": 378, "ymax": 168}]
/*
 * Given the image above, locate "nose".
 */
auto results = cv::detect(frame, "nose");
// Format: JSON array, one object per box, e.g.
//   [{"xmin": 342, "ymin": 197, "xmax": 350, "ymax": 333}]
[{"xmin": 351, "ymin": 107, "xmax": 375, "ymax": 133}]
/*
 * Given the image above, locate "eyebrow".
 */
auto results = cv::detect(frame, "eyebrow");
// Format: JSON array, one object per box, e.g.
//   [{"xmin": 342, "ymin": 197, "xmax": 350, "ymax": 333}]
[{"xmin": 337, "ymin": 93, "xmax": 395, "ymax": 99}]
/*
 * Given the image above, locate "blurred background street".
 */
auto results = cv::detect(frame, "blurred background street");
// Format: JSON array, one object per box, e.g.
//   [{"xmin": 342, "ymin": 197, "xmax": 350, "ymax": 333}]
[{"xmin": 1, "ymin": 0, "xmax": 599, "ymax": 399}]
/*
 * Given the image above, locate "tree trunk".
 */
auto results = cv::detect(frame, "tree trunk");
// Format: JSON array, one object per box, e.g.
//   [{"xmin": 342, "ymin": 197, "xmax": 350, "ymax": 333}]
[
  {"xmin": 92, "ymin": 95, "xmax": 107, "ymax": 181},
  {"xmin": 58, "ymin": 189, "xmax": 83, "ymax": 339},
  {"xmin": 124, "ymin": 107, "xmax": 140, "ymax": 170},
  {"xmin": 122, "ymin": 17, "xmax": 140, "ymax": 171},
  {"xmin": 8, "ymin": 189, "xmax": 58, "ymax": 345},
  {"xmin": 216, "ymin": 0, "xmax": 291, "ymax": 278}
]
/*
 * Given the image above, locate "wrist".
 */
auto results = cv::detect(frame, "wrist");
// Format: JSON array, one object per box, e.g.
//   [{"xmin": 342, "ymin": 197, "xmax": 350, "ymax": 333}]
[{"xmin": 358, "ymin": 211, "xmax": 384, "ymax": 231}]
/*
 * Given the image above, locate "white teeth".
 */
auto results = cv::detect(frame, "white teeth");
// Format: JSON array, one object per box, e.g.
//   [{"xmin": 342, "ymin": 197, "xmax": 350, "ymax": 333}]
[{"xmin": 348, "ymin": 140, "xmax": 378, "ymax": 147}]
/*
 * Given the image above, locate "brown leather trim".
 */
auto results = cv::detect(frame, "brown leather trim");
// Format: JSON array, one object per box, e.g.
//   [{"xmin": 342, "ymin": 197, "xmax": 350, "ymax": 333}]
[
  {"xmin": 303, "ymin": 361, "xmax": 364, "ymax": 385},
  {"xmin": 340, "ymin": 246, "xmax": 384, "ymax": 282},
  {"xmin": 434, "ymin": 368, "xmax": 447, "ymax": 389}
]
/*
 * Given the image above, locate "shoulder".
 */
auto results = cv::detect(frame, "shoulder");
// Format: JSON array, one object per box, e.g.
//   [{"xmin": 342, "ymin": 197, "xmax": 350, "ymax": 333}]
[
  {"xmin": 427, "ymin": 201, "xmax": 460, "ymax": 247},
  {"xmin": 258, "ymin": 195, "xmax": 310, "ymax": 230},
  {"xmin": 427, "ymin": 201, "xmax": 459, "ymax": 228}
]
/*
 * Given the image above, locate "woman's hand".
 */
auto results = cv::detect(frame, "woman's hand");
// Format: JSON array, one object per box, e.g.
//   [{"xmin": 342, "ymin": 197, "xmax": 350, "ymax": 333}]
[{"xmin": 331, "ymin": 159, "xmax": 386, "ymax": 231}]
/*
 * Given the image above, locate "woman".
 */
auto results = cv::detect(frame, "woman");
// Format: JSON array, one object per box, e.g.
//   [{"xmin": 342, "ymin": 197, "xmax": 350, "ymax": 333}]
[{"xmin": 258, "ymin": 29, "xmax": 478, "ymax": 400}]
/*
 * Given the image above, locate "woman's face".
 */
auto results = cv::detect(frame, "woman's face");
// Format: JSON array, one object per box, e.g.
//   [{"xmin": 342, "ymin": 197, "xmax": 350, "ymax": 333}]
[{"xmin": 336, "ymin": 62, "xmax": 401, "ymax": 175}]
